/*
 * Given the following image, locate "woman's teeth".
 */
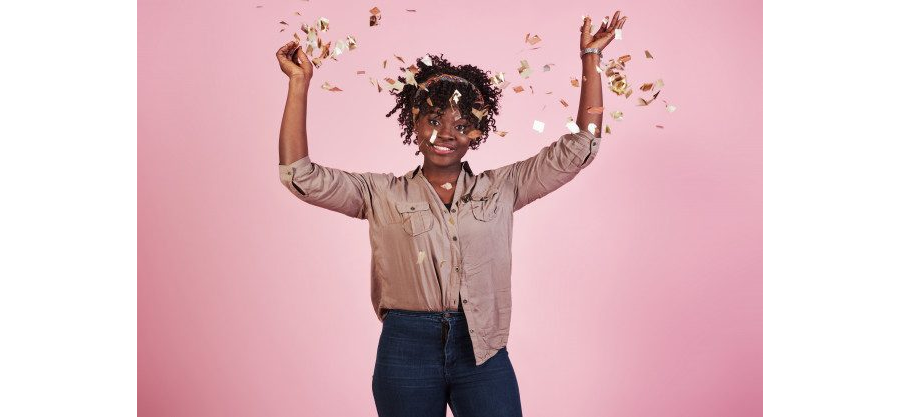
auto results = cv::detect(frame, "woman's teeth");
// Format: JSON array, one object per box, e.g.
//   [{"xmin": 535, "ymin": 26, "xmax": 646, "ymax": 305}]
[{"xmin": 433, "ymin": 145, "xmax": 454, "ymax": 153}]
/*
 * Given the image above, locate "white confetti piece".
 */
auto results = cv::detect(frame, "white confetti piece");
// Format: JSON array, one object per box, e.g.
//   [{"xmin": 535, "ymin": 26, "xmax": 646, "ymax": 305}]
[
  {"xmin": 565, "ymin": 118, "xmax": 580, "ymax": 134},
  {"xmin": 587, "ymin": 122, "xmax": 598, "ymax": 135},
  {"xmin": 666, "ymin": 105, "xmax": 677, "ymax": 113},
  {"xmin": 532, "ymin": 120, "xmax": 545, "ymax": 133},
  {"xmin": 430, "ymin": 129, "xmax": 437, "ymax": 143},
  {"xmin": 614, "ymin": 28, "xmax": 622, "ymax": 40},
  {"xmin": 421, "ymin": 55, "xmax": 433, "ymax": 66},
  {"xmin": 417, "ymin": 251, "xmax": 426, "ymax": 264}
]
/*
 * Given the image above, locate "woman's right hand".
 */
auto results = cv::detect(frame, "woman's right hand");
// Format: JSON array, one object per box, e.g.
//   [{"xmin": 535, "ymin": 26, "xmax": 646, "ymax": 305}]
[{"xmin": 276, "ymin": 41, "xmax": 313, "ymax": 84}]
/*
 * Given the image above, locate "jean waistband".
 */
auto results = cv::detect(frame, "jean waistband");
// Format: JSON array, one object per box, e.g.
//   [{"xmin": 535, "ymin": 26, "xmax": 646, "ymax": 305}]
[{"xmin": 387, "ymin": 308, "xmax": 466, "ymax": 320}]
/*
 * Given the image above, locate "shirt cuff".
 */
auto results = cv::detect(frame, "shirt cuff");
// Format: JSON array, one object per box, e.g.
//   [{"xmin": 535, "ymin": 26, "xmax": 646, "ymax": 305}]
[
  {"xmin": 279, "ymin": 155, "xmax": 314, "ymax": 196},
  {"xmin": 567, "ymin": 129, "xmax": 600, "ymax": 169}
]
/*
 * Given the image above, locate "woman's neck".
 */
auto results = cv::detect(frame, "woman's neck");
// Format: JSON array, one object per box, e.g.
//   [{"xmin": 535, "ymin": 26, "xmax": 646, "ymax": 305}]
[{"xmin": 421, "ymin": 161, "xmax": 462, "ymax": 184}]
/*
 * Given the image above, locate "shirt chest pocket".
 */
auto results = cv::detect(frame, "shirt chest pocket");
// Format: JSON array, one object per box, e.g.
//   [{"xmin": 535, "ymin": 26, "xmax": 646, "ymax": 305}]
[
  {"xmin": 470, "ymin": 190, "xmax": 501, "ymax": 222},
  {"xmin": 395, "ymin": 201, "xmax": 435, "ymax": 236}
]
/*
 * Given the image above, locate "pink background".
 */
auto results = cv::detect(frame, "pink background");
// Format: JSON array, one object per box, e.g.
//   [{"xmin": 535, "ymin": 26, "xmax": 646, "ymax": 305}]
[{"xmin": 138, "ymin": 0, "xmax": 760, "ymax": 416}]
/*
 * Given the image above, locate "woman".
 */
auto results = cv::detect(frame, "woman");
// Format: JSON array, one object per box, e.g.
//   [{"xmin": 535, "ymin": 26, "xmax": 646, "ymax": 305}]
[{"xmin": 275, "ymin": 11, "xmax": 626, "ymax": 417}]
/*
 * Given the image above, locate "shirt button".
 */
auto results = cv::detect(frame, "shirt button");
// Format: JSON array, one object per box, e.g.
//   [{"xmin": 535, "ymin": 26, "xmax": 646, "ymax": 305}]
[
  {"xmin": 451, "ymin": 208, "xmax": 456, "ymax": 213},
  {"xmin": 410, "ymin": 206, "xmax": 415, "ymax": 210},
  {"xmin": 469, "ymin": 329, "xmax": 474, "ymax": 333},
  {"xmin": 452, "ymin": 236, "xmax": 457, "ymax": 241},
  {"xmin": 463, "ymin": 299, "xmax": 467, "ymax": 304},
  {"xmin": 443, "ymin": 312, "xmax": 451, "ymax": 318},
  {"xmin": 455, "ymin": 266, "xmax": 459, "ymax": 271}
]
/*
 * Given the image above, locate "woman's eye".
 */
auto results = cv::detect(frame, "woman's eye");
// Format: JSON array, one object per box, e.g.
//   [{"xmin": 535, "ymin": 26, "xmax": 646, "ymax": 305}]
[
  {"xmin": 455, "ymin": 125, "xmax": 466, "ymax": 132},
  {"xmin": 429, "ymin": 119, "xmax": 439, "ymax": 126}
]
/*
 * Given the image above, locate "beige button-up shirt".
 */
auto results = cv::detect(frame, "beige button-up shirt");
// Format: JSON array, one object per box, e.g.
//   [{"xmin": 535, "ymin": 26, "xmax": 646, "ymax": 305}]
[{"xmin": 278, "ymin": 129, "xmax": 600, "ymax": 365}]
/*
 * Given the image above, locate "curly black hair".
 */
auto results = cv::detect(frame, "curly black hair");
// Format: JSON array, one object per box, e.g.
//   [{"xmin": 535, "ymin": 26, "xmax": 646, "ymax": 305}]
[{"xmin": 385, "ymin": 53, "xmax": 502, "ymax": 150}]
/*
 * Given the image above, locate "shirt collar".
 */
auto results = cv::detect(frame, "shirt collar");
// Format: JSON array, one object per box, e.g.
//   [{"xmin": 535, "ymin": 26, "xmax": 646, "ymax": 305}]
[{"xmin": 405, "ymin": 160, "xmax": 473, "ymax": 180}]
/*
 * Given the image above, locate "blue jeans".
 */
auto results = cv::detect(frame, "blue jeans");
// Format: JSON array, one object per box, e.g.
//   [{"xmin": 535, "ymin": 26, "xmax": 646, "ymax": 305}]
[{"xmin": 372, "ymin": 308, "xmax": 524, "ymax": 417}]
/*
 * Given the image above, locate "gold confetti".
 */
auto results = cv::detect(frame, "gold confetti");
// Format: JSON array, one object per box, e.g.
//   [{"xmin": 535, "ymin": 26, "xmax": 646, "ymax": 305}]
[
  {"xmin": 587, "ymin": 106, "xmax": 604, "ymax": 114},
  {"xmin": 532, "ymin": 120, "xmax": 545, "ymax": 133},
  {"xmin": 279, "ymin": 21, "xmax": 288, "ymax": 25},
  {"xmin": 368, "ymin": 77, "xmax": 382, "ymax": 93},
  {"xmin": 655, "ymin": 125, "xmax": 664, "ymax": 129},
  {"xmin": 525, "ymin": 33, "xmax": 541, "ymax": 45},
  {"xmin": 417, "ymin": 250, "xmax": 426, "ymax": 264},
  {"xmin": 611, "ymin": 110, "xmax": 623, "ymax": 121},
  {"xmin": 357, "ymin": 70, "xmax": 366, "ymax": 75},
  {"xmin": 560, "ymin": 99, "xmax": 569, "ymax": 107},
  {"xmin": 496, "ymin": 131, "xmax": 509, "ymax": 137},
  {"xmin": 543, "ymin": 64, "xmax": 552, "ymax": 72},
  {"xmin": 383, "ymin": 59, "xmax": 387, "ymax": 68},
  {"xmin": 407, "ymin": 9, "xmax": 417, "ymax": 12},
  {"xmin": 517, "ymin": 60, "xmax": 532, "ymax": 79},
  {"xmin": 471, "ymin": 108, "xmax": 486, "ymax": 121},
  {"xmin": 529, "ymin": 85, "xmax": 534, "ymax": 94},
  {"xmin": 316, "ymin": 17, "xmax": 330, "ymax": 32},
  {"xmin": 279, "ymin": 29, "xmax": 285, "ymax": 32},
  {"xmin": 624, "ymin": 89, "xmax": 633, "ymax": 98},
  {"xmin": 656, "ymin": 79, "xmax": 665, "ymax": 89},
  {"xmin": 394, "ymin": 54, "xmax": 406, "ymax": 64},
  {"xmin": 441, "ymin": 182, "xmax": 453, "ymax": 190},
  {"xmin": 513, "ymin": 85, "xmax": 524, "ymax": 93},
  {"xmin": 645, "ymin": 50, "xmax": 654, "ymax": 59},
  {"xmin": 369, "ymin": 7, "xmax": 382, "ymax": 27},
  {"xmin": 640, "ymin": 83, "xmax": 654, "ymax": 92},
  {"xmin": 321, "ymin": 82, "xmax": 342, "ymax": 92},
  {"xmin": 346, "ymin": 35, "xmax": 358, "ymax": 50},
  {"xmin": 293, "ymin": 32, "xmax": 302, "ymax": 42},
  {"xmin": 605, "ymin": 125, "xmax": 611, "ymax": 134},
  {"xmin": 571, "ymin": 78, "xmax": 580, "ymax": 87}
]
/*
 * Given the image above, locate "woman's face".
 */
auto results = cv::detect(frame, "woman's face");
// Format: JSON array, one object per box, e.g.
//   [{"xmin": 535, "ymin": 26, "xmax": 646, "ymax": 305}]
[{"xmin": 413, "ymin": 105, "xmax": 477, "ymax": 168}]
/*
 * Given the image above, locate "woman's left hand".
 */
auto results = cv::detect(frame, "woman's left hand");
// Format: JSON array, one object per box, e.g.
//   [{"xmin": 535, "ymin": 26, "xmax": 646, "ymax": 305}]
[{"xmin": 581, "ymin": 10, "xmax": 627, "ymax": 52}]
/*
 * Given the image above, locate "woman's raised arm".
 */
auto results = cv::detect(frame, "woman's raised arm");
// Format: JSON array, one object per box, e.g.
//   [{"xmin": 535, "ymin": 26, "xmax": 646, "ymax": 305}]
[{"xmin": 276, "ymin": 41, "xmax": 314, "ymax": 164}]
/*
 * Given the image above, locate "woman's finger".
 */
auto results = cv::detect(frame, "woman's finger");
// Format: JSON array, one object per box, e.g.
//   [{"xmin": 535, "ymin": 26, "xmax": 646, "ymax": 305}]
[
  {"xmin": 295, "ymin": 45, "xmax": 312, "ymax": 70},
  {"xmin": 599, "ymin": 16, "xmax": 608, "ymax": 33},
  {"xmin": 617, "ymin": 16, "xmax": 627, "ymax": 30}
]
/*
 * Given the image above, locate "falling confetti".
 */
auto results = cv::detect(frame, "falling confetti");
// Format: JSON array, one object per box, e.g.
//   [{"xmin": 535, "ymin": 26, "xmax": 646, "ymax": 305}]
[
  {"xmin": 605, "ymin": 125, "xmax": 611, "ymax": 134},
  {"xmin": 369, "ymin": 7, "xmax": 382, "ymax": 26},
  {"xmin": 560, "ymin": 99, "xmax": 569, "ymax": 107},
  {"xmin": 394, "ymin": 54, "xmax": 406, "ymax": 64},
  {"xmin": 496, "ymin": 131, "xmax": 509, "ymax": 137},
  {"xmin": 645, "ymin": 50, "xmax": 654, "ymax": 59},
  {"xmin": 441, "ymin": 182, "xmax": 453, "ymax": 190},
  {"xmin": 525, "ymin": 33, "xmax": 542, "ymax": 45},
  {"xmin": 513, "ymin": 86, "xmax": 525, "ymax": 93},
  {"xmin": 571, "ymin": 78, "xmax": 580, "ymax": 87},
  {"xmin": 640, "ymin": 83, "xmax": 654, "ymax": 92},
  {"xmin": 532, "ymin": 120, "xmax": 545, "ymax": 133},
  {"xmin": 565, "ymin": 117, "xmax": 580, "ymax": 134},
  {"xmin": 655, "ymin": 125, "xmax": 664, "ymax": 129},
  {"xmin": 421, "ymin": 55, "xmax": 433, "ymax": 66},
  {"xmin": 316, "ymin": 17, "xmax": 330, "ymax": 32},
  {"xmin": 588, "ymin": 122, "xmax": 598, "ymax": 135},
  {"xmin": 611, "ymin": 110, "xmax": 623, "ymax": 121},
  {"xmin": 543, "ymin": 64, "xmax": 552, "ymax": 72},
  {"xmin": 517, "ymin": 60, "xmax": 532, "ymax": 79},
  {"xmin": 321, "ymin": 82, "xmax": 342, "ymax": 92},
  {"xmin": 614, "ymin": 28, "xmax": 622, "ymax": 40},
  {"xmin": 357, "ymin": 70, "xmax": 366, "ymax": 75},
  {"xmin": 279, "ymin": 21, "xmax": 288, "ymax": 25},
  {"xmin": 429, "ymin": 129, "xmax": 438, "ymax": 143}
]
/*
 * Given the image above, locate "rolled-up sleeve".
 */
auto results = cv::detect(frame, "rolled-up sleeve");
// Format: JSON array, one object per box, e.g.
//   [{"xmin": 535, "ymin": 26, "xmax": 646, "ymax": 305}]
[
  {"xmin": 508, "ymin": 129, "xmax": 600, "ymax": 211},
  {"xmin": 278, "ymin": 156, "xmax": 373, "ymax": 220}
]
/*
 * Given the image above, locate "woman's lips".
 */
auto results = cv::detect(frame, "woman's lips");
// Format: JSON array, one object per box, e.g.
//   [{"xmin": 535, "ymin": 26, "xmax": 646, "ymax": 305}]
[{"xmin": 431, "ymin": 144, "xmax": 456, "ymax": 155}]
